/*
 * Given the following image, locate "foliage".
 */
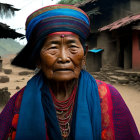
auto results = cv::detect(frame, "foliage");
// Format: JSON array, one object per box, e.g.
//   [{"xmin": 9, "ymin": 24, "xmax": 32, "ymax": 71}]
[
  {"xmin": 58, "ymin": 0, "xmax": 84, "ymax": 5},
  {"xmin": 87, "ymin": 7, "xmax": 101, "ymax": 16},
  {"xmin": 58, "ymin": 0, "xmax": 100, "ymax": 15},
  {"xmin": 0, "ymin": 3, "xmax": 19, "ymax": 18}
]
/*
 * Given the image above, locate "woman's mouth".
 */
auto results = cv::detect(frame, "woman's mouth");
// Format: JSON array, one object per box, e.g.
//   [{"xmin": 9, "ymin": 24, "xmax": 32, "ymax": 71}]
[{"xmin": 54, "ymin": 69, "xmax": 73, "ymax": 72}]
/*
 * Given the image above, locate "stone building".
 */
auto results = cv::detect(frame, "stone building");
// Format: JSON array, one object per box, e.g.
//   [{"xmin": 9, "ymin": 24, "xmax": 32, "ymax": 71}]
[
  {"xmin": 77, "ymin": 0, "xmax": 140, "ymax": 71},
  {"xmin": 98, "ymin": 14, "xmax": 140, "ymax": 70},
  {"xmin": 86, "ymin": 49, "xmax": 103, "ymax": 72}
]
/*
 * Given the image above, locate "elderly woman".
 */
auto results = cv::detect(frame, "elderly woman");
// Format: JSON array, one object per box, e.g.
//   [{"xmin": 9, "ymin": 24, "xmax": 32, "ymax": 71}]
[{"xmin": 0, "ymin": 4, "xmax": 139, "ymax": 140}]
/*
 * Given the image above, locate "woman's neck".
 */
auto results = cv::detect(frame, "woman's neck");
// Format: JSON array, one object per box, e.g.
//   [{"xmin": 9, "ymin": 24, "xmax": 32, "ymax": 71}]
[{"xmin": 47, "ymin": 79, "xmax": 78, "ymax": 101}]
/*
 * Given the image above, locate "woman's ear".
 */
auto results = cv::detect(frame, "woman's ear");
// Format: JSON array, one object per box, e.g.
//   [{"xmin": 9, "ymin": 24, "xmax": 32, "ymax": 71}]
[
  {"xmin": 36, "ymin": 58, "xmax": 41, "ymax": 69},
  {"xmin": 35, "ymin": 59, "xmax": 41, "ymax": 74}
]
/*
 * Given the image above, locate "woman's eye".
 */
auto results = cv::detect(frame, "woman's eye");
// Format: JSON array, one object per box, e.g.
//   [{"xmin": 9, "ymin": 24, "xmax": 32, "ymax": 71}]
[
  {"xmin": 70, "ymin": 45, "xmax": 78, "ymax": 48},
  {"xmin": 48, "ymin": 46, "xmax": 57, "ymax": 50},
  {"xmin": 69, "ymin": 45, "xmax": 78, "ymax": 53}
]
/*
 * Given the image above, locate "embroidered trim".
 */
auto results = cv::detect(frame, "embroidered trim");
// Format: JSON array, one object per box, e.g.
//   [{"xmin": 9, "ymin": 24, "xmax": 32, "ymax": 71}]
[{"xmin": 96, "ymin": 80, "xmax": 115, "ymax": 140}]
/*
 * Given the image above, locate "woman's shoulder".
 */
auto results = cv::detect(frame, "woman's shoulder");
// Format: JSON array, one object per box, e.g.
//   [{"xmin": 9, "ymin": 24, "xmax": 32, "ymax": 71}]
[
  {"xmin": 95, "ymin": 79, "xmax": 129, "ymax": 112},
  {"xmin": 96, "ymin": 79, "xmax": 121, "ymax": 98}
]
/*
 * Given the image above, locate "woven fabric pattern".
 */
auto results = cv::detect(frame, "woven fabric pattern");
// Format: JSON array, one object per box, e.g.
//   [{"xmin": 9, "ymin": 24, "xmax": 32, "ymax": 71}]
[
  {"xmin": 25, "ymin": 4, "xmax": 90, "ymax": 41},
  {"xmin": 26, "ymin": 4, "xmax": 89, "ymax": 26}
]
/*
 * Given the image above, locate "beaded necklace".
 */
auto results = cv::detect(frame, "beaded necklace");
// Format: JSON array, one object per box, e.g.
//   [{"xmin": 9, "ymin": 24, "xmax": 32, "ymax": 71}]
[{"xmin": 50, "ymin": 86, "xmax": 77, "ymax": 140}]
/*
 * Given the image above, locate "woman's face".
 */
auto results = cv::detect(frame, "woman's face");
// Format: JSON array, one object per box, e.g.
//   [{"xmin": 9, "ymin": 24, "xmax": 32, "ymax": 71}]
[{"xmin": 39, "ymin": 33, "xmax": 84, "ymax": 81}]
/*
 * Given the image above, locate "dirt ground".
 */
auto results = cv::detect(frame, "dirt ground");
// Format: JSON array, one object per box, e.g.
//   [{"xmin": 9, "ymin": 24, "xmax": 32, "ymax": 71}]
[{"xmin": 0, "ymin": 55, "xmax": 140, "ymax": 133}]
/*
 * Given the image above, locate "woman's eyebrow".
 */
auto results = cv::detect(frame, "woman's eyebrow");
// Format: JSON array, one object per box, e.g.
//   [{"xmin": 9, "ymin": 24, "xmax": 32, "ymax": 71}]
[
  {"xmin": 66, "ymin": 40, "xmax": 77, "ymax": 44},
  {"xmin": 48, "ymin": 40, "xmax": 60, "ymax": 44}
]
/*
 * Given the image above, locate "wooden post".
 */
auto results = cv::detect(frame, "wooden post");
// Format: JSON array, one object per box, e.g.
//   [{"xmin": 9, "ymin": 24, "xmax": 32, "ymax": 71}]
[{"xmin": 0, "ymin": 56, "xmax": 3, "ymax": 72}]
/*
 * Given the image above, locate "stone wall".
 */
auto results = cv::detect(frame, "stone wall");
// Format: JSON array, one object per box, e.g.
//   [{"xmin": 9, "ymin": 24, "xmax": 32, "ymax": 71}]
[
  {"xmin": 86, "ymin": 52, "xmax": 102, "ymax": 72},
  {"xmin": 90, "ymin": 65, "xmax": 140, "ymax": 90},
  {"xmin": 112, "ymin": 1, "xmax": 130, "ymax": 22},
  {"xmin": 97, "ymin": 32, "xmax": 119, "ymax": 67},
  {"xmin": 130, "ymin": 0, "xmax": 140, "ymax": 14},
  {"xmin": 0, "ymin": 87, "xmax": 11, "ymax": 106}
]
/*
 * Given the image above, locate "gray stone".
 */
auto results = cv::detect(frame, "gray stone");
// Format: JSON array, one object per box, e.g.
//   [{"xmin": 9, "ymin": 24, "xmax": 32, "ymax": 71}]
[
  {"xmin": 90, "ymin": 65, "xmax": 140, "ymax": 88},
  {"xmin": 106, "ymin": 72, "xmax": 114, "ymax": 76},
  {"xmin": 129, "ymin": 81, "xmax": 135, "ymax": 85},
  {"xmin": 0, "ymin": 76, "xmax": 9, "ymax": 83},
  {"xmin": 18, "ymin": 71, "xmax": 33, "ymax": 76},
  {"xmin": 15, "ymin": 80, "xmax": 20, "ymax": 82},
  {"xmin": 137, "ymin": 82, "xmax": 140, "ymax": 85},
  {"xmin": 3, "ymin": 69, "xmax": 12, "ymax": 74},
  {"xmin": 0, "ymin": 87, "xmax": 11, "ymax": 106},
  {"xmin": 110, "ymin": 79, "xmax": 117, "ymax": 84},
  {"xmin": 16, "ymin": 86, "xmax": 20, "ymax": 90}
]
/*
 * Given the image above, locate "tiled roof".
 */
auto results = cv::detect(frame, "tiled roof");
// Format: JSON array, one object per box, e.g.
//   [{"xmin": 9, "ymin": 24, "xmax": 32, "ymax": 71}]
[{"xmin": 99, "ymin": 13, "xmax": 140, "ymax": 32}]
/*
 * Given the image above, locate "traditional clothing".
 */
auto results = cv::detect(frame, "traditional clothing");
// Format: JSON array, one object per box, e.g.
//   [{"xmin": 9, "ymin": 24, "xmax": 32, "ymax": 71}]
[
  {"xmin": 0, "ymin": 4, "xmax": 139, "ymax": 140},
  {"xmin": 0, "ymin": 70, "xmax": 139, "ymax": 140}
]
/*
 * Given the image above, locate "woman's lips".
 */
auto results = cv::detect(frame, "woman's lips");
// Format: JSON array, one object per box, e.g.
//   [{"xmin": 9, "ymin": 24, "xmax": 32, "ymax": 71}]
[{"xmin": 54, "ymin": 68, "xmax": 73, "ymax": 72}]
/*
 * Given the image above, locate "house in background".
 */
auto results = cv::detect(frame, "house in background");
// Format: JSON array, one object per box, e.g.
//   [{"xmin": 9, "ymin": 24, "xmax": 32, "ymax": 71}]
[
  {"xmin": 98, "ymin": 14, "xmax": 140, "ymax": 70},
  {"xmin": 86, "ymin": 48, "xmax": 103, "ymax": 72},
  {"xmin": 77, "ymin": 0, "xmax": 140, "ymax": 71}
]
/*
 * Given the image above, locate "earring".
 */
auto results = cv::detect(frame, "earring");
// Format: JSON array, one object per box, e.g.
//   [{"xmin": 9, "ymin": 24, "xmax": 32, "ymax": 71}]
[
  {"xmin": 35, "ymin": 67, "xmax": 41, "ymax": 74},
  {"xmin": 35, "ymin": 64, "xmax": 41, "ymax": 74}
]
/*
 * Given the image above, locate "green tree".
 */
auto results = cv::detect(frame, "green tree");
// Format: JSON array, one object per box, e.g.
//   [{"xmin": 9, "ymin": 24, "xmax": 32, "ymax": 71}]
[
  {"xmin": 58, "ymin": 0, "xmax": 84, "ymax": 5},
  {"xmin": 0, "ymin": 3, "xmax": 19, "ymax": 18},
  {"xmin": 58, "ymin": 0, "xmax": 100, "ymax": 16}
]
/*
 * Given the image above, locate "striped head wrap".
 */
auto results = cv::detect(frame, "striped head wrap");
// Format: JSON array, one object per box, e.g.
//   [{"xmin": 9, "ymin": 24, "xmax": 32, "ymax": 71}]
[
  {"xmin": 12, "ymin": 4, "xmax": 90, "ymax": 69},
  {"xmin": 26, "ymin": 4, "xmax": 90, "ymax": 41}
]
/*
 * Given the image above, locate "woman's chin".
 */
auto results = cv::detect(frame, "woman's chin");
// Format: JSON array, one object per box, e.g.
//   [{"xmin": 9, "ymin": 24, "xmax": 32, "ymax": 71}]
[
  {"xmin": 52, "ymin": 72, "xmax": 78, "ymax": 81},
  {"xmin": 44, "ymin": 70, "xmax": 81, "ymax": 82},
  {"xmin": 53, "ymin": 75, "xmax": 75, "ymax": 82}
]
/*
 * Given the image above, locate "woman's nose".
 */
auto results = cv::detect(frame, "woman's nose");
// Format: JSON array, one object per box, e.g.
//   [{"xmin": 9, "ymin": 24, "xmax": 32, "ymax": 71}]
[{"xmin": 57, "ymin": 47, "xmax": 70, "ymax": 63}]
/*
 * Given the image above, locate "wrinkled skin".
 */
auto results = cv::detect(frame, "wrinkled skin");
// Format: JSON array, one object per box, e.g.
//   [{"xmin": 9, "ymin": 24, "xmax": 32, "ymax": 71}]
[
  {"xmin": 39, "ymin": 33, "xmax": 85, "ymax": 100},
  {"xmin": 40, "ymin": 34, "xmax": 85, "ymax": 82}
]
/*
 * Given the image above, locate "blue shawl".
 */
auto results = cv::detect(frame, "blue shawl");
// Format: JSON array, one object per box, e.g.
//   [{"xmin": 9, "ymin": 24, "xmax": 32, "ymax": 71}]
[{"xmin": 15, "ymin": 70, "xmax": 101, "ymax": 140}]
